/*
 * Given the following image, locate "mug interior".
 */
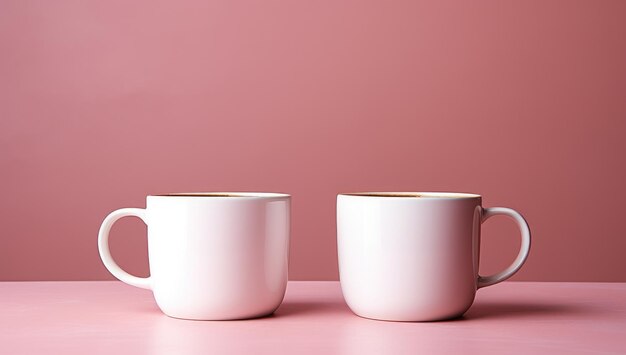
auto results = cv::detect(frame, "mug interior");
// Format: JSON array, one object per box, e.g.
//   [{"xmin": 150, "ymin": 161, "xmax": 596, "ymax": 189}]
[
  {"xmin": 151, "ymin": 192, "xmax": 290, "ymax": 198},
  {"xmin": 339, "ymin": 192, "xmax": 480, "ymax": 199}
]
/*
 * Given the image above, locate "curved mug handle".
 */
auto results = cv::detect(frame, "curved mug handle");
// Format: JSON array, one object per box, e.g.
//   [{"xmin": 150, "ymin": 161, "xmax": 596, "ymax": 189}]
[
  {"xmin": 97, "ymin": 208, "xmax": 151, "ymax": 290},
  {"xmin": 478, "ymin": 207, "xmax": 531, "ymax": 289}
]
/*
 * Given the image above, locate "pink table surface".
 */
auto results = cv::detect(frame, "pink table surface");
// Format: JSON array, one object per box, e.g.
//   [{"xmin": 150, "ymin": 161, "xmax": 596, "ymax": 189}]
[{"xmin": 0, "ymin": 281, "xmax": 625, "ymax": 354}]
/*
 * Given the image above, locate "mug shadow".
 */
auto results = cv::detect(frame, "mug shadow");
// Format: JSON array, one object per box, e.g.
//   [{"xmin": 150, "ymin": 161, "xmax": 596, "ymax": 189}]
[
  {"xmin": 133, "ymin": 301, "xmax": 347, "ymax": 321},
  {"xmin": 135, "ymin": 299, "xmax": 589, "ymax": 322},
  {"xmin": 461, "ymin": 301, "xmax": 588, "ymax": 321},
  {"xmin": 276, "ymin": 300, "xmax": 587, "ymax": 322},
  {"xmin": 274, "ymin": 300, "xmax": 349, "ymax": 317}
]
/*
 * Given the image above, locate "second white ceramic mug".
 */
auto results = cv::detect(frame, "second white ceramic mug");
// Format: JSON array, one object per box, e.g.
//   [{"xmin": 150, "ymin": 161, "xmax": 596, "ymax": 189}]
[
  {"xmin": 98, "ymin": 192, "xmax": 290, "ymax": 320},
  {"xmin": 337, "ymin": 192, "xmax": 531, "ymax": 321}
]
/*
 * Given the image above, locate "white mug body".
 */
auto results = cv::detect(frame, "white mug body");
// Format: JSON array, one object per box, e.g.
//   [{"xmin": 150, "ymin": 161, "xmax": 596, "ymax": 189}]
[
  {"xmin": 98, "ymin": 193, "xmax": 290, "ymax": 320},
  {"xmin": 337, "ymin": 192, "xmax": 530, "ymax": 322}
]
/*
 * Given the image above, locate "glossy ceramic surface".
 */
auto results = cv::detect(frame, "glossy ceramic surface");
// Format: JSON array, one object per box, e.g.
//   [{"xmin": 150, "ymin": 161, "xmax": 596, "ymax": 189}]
[
  {"xmin": 98, "ymin": 193, "xmax": 290, "ymax": 320},
  {"xmin": 337, "ymin": 192, "xmax": 531, "ymax": 321}
]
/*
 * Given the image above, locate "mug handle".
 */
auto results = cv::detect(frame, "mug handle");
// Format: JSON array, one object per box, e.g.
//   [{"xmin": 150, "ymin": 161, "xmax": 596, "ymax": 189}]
[
  {"xmin": 478, "ymin": 207, "xmax": 531, "ymax": 289},
  {"xmin": 97, "ymin": 208, "xmax": 152, "ymax": 290}
]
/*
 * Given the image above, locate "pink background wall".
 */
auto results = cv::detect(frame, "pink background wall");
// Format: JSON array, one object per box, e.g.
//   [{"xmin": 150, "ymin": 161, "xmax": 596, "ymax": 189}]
[{"xmin": 1, "ymin": 1, "xmax": 625, "ymax": 281}]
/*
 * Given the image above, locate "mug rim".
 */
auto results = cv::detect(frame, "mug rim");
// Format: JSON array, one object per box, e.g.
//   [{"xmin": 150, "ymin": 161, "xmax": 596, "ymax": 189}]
[
  {"xmin": 148, "ymin": 192, "xmax": 290, "ymax": 199},
  {"xmin": 338, "ymin": 192, "xmax": 481, "ymax": 199}
]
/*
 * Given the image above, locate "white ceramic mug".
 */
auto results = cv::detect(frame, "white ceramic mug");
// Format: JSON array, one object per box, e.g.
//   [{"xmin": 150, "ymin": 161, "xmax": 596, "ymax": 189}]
[
  {"xmin": 98, "ymin": 193, "xmax": 290, "ymax": 320},
  {"xmin": 337, "ymin": 192, "xmax": 531, "ymax": 321}
]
